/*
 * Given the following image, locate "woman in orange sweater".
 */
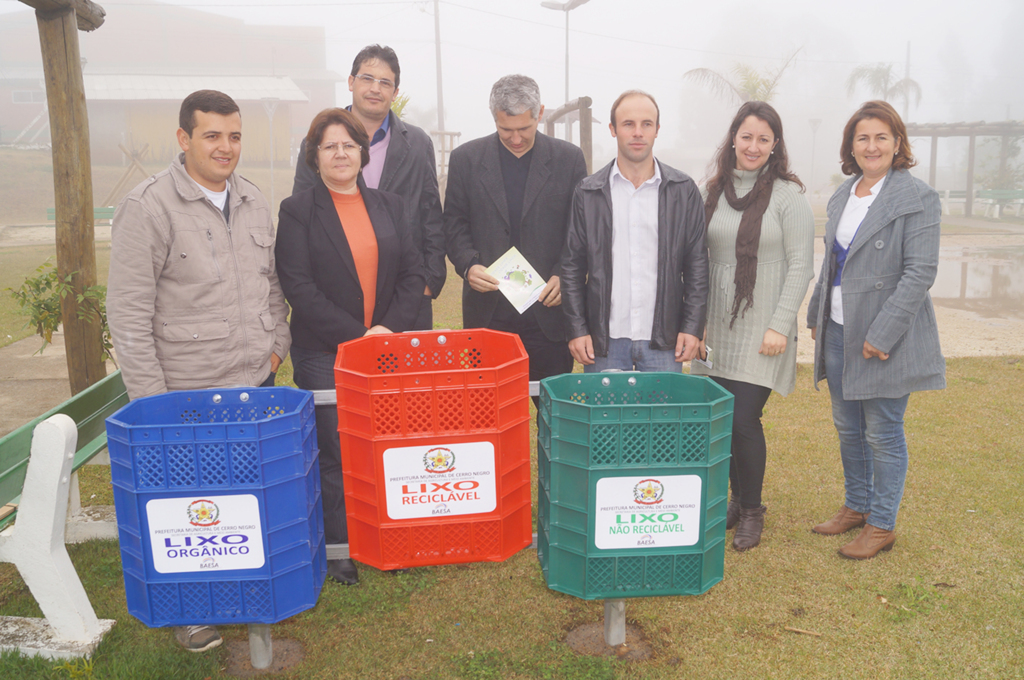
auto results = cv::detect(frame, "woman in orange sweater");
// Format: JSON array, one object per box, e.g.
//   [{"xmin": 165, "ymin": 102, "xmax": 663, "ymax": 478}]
[{"xmin": 276, "ymin": 108, "xmax": 424, "ymax": 586}]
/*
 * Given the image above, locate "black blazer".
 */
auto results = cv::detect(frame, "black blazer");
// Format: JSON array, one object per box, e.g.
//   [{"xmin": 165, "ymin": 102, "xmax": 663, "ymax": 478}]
[
  {"xmin": 292, "ymin": 112, "xmax": 446, "ymax": 298},
  {"xmin": 443, "ymin": 132, "xmax": 587, "ymax": 342},
  {"xmin": 276, "ymin": 179, "xmax": 425, "ymax": 353}
]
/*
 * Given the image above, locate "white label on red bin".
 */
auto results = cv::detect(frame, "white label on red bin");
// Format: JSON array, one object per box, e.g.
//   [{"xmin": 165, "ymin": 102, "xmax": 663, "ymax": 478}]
[
  {"xmin": 383, "ymin": 442, "xmax": 497, "ymax": 520},
  {"xmin": 594, "ymin": 475, "xmax": 702, "ymax": 550},
  {"xmin": 146, "ymin": 494, "xmax": 265, "ymax": 574}
]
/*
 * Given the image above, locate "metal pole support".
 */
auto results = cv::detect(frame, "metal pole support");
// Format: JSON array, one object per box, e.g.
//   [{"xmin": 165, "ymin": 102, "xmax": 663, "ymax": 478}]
[
  {"xmin": 247, "ymin": 623, "xmax": 273, "ymax": 670},
  {"xmin": 313, "ymin": 380, "xmax": 541, "ymax": 406},
  {"xmin": 604, "ymin": 599, "xmax": 626, "ymax": 646}
]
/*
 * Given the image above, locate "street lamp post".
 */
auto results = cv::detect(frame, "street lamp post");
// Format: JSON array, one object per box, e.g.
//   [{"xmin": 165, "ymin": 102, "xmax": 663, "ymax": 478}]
[
  {"xmin": 434, "ymin": 0, "xmax": 445, "ymax": 132},
  {"xmin": 541, "ymin": 0, "xmax": 591, "ymax": 141}
]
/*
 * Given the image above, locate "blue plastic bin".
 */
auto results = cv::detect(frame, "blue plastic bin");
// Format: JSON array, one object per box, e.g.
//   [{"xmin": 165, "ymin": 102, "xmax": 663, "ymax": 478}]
[{"xmin": 105, "ymin": 387, "xmax": 326, "ymax": 627}]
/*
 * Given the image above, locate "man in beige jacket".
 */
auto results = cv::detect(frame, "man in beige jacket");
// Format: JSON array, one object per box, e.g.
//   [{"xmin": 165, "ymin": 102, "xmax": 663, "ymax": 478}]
[{"xmin": 106, "ymin": 90, "xmax": 291, "ymax": 652}]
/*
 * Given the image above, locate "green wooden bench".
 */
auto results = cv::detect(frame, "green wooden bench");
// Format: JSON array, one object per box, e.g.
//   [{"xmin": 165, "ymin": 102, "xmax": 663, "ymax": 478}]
[
  {"xmin": 0, "ymin": 370, "xmax": 128, "ymax": 532},
  {"xmin": 45, "ymin": 206, "xmax": 116, "ymax": 225},
  {"xmin": 940, "ymin": 190, "xmax": 969, "ymax": 216},
  {"xmin": 941, "ymin": 189, "xmax": 1024, "ymax": 217},
  {"xmin": 977, "ymin": 189, "xmax": 1024, "ymax": 217},
  {"xmin": 0, "ymin": 370, "xmax": 126, "ymax": 657}
]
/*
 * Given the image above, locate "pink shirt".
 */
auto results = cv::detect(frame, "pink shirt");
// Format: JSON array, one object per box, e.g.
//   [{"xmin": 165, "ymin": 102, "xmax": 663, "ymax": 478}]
[{"xmin": 361, "ymin": 125, "xmax": 391, "ymax": 189}]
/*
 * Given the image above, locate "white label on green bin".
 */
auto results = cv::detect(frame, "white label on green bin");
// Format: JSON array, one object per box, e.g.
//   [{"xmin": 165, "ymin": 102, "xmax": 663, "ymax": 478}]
[
  {"xmin": 146, "ymin": 494, "xmax": 265, "ymax": 573},
  {"xmin": 383, "ymin": 442, "xmax": 497, "ymax": 520},
  {"xmin": 594, "ymin": 476, "xmax": 702, "ymax": 549}
]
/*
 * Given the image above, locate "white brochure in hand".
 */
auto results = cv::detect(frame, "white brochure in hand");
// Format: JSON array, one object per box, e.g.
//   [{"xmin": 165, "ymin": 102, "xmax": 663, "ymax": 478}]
[
  {"xmin": 692, "ymin": 345, "xmax": 713, "ymax": 370},
  {"xmin": 485, "ymin": 246, "xmax": 545, "ymax": 314}
]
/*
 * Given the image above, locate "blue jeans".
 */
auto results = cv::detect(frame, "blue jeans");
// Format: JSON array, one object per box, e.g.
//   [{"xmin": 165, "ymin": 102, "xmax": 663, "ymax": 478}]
[
  {"xmin": 824, "ymin": 322, "xmax": 910, "ymax": 531},
  {"xmin": 584, "ymin": 337, "xmax": 681, "ymax": 373}
]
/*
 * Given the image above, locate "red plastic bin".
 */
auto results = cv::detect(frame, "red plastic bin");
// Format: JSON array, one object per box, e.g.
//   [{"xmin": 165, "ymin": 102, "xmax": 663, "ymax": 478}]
[{"xmin": 334, "ymin": 329, "xmax": 531, "ymax": 569}]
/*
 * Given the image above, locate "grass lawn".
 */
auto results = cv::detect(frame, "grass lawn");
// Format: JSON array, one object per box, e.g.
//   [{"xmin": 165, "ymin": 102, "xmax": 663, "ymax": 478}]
[
  {"xmin": 0, "ymin": 243, "xmax": 112, "ymax": 350},
  {"xmin": 2, "ymin": 145, "xmax": 1021, "ymax": 675},
  {"xmin": 3, "ymin": 354, "xmax": 1023, "ymax": 679}
]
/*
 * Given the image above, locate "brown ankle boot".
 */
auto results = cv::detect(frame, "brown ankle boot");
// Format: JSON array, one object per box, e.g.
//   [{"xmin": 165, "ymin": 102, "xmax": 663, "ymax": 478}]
[
  {"xmin": 812, "ymin": 505, "xmax": 869, "ymax": 536},
  {"xmin": 726, "ymin": 500, "xmax": 741, "ymax": 530},
  {"xmin": 732, "ymin": 505, "xmax": 766, "ymax": 551},
  {"xmin": 838, "ymin": 524, "xmax": 896, "ymax": 560}
]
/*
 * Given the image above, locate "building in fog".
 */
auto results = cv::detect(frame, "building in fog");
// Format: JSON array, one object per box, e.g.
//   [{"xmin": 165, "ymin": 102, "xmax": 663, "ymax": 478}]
[{"xmin": 0, "ymin": 0, "xmax": 341, "ymax": 165}]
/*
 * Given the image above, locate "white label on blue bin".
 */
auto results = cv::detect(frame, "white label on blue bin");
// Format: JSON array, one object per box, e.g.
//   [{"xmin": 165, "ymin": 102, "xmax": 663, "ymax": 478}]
[
  {"xmin": 594, "ymin": 475, "xmax": 702, "ymax": 550},
  {"xmin": 383, "ymin": 442, "xmax": 497, "ymax": 520},
  {"xmin": 146, "ymin": 494, "xmax": 265, "ymax": 573}
]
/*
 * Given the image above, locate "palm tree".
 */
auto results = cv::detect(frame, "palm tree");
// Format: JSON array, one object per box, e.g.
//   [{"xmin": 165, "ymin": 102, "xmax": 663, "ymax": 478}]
[
  {"xmin": 846, "ymin": 63, "xmax": 922, "ymax": 117},
  {"xmin": 683, "ymin": 50, "xmax": 800, "ymax": 105},
  {"xmin": 391, "ymin": 93, "xmax": 411, "ymax": 119}
]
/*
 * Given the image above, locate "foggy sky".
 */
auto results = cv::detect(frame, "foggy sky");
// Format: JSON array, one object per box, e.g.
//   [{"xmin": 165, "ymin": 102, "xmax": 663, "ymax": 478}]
[{"xmin": 2, "ymin": 0, "xmax": 1021, "ymax": 191}]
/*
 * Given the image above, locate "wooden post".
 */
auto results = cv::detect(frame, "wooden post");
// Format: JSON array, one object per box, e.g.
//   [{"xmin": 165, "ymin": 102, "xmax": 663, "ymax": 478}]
[
  {"xmin": 35, "ymin": 6, "xmax": 106, "ymax": 395},
  {"xmin": 965, "ymin": 134, "xmax": 976, "ymax": 218},
  {"xmin": 998, "ymin": 134, "xmax": 1010, "ymax": 189},
  {"xmin": 929, "ymin": 136, "xmax": 938, "ymax": 189},
  {"xmin": 578, "ymin": 96, "xmax": 593, "ymax": 175}
]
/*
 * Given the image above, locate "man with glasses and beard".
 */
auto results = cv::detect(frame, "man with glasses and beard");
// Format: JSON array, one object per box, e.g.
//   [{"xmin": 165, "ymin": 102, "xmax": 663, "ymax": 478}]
[{"xmin": 292, "ymin": 44, "xmax": 445, "ymax": 330}]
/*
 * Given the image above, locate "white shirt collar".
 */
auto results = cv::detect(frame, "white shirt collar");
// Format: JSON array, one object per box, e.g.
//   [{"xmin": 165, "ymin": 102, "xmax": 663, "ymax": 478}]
[
  {"xmin": 612, "ymin": 158, "xmax": 661, "ymax": 187},
  {"xmin": 187, "ymin": 174, "xmax": 230, "ymax": 210},
  {"xmin": 851, "ymin": 174, "xmax": 885, "ymax": 198}
]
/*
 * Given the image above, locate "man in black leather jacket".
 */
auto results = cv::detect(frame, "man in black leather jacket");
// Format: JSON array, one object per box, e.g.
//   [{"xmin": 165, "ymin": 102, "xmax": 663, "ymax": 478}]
[{"xmin": 561, "ymin": 90, "xmax": 708, "ymax": 371}]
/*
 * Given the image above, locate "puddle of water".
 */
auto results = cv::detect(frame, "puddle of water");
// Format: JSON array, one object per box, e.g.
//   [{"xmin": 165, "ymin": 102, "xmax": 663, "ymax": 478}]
[
  {"xmin": 811, "ymin": 244, "xmax": 1024, "ymax": 321},
  {"xmin": 932, "ymin": 246, "xmax": 1024, "ymax": 320}
]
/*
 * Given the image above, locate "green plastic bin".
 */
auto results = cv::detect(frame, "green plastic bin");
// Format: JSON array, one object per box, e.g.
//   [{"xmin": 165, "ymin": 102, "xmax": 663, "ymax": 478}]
[{"xmin": 537, "ymin": 372, "xmax": 733, "ymax": 600}]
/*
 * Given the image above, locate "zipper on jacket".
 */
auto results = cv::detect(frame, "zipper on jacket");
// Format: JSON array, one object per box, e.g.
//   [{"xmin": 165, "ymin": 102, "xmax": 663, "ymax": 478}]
[
  {"xmin": 224, "ymin": 200, "xmax": 252, "ymax": 384},
  {"xmin": 206, "ymin": 230, "xmax": 223, "ymax": 280}
]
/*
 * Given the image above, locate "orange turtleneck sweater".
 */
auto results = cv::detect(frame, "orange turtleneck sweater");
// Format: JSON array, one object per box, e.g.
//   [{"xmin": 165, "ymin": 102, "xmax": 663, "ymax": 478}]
[{"xmin": 329, "ymin": 189, "xmax": 378, "ymax": 328}]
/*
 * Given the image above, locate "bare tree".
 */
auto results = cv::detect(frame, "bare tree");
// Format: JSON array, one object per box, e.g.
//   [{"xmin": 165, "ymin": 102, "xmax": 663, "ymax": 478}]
[{"xmin": 683, "ymin": 50, "xmax": 800, "ymax": 105}]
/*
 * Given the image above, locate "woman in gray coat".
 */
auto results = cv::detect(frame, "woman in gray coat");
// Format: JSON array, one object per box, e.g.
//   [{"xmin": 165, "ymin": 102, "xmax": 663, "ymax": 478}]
[{"xmin": 807, "ymin": 100, "xmax": 945, "ymax": 560}]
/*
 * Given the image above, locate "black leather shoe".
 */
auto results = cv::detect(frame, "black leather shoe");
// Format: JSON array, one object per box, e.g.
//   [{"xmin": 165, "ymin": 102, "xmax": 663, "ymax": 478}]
[{"xmin": 327, "ymin": 558, "xmax": 358, "ymax": 585}]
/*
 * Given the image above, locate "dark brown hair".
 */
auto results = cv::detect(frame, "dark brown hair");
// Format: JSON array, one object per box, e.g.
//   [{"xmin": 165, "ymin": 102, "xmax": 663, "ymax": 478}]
[
  {"xmin": 839, "ymin": 100, "xmax": 916, "ymax": 175},
  {"xmin": 178, "ymin": 90, "xmax": 239, "ymax": 137},
  {"xmin": 304, "ymin": 108, "xmax": 371, "ymax": 172},
  {"xmin": 610, "ymin": 90, "xmax": 660, "ymax": 128},
  {"xmin": 704, "ymin": 101, "xmax": 804, "ymax": 201},
  {"xmin": 351, "ymin": 44, "xmax": 401, "ymax": 88}
]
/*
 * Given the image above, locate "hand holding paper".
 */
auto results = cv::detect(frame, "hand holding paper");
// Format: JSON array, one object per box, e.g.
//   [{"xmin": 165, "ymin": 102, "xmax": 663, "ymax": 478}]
[{"xmin": 485, "ymin": 247, "xmax": 546, "ymax": 314}]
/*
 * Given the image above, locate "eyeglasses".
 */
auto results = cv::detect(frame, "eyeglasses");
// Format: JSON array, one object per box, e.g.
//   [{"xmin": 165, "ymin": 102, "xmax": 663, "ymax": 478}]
[
  {"xmin": 353, "ymin": 73, "xmax": 396, "ymax": 91},
  {"xmin": 318, "ymin": 141, "xmax": 361, "ymax": 155}
]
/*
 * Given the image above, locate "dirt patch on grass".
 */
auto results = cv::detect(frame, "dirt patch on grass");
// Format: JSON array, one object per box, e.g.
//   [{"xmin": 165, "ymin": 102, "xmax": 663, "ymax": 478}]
[
  {"xmin": 564, "ymin": 621, "xmax": 652, "ymax": 661},
  {"xmin": 222, "ymin": 637, "xmax": 305, "ymax": 677}
]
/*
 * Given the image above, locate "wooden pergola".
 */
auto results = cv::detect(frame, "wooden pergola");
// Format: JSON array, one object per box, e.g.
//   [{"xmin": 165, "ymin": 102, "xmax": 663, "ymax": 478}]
[
  {"xmin": 908, "ymin": 120, "xmax": 1024, "ymax": 217},
  {"xmin": 18, "ymin": 0, "xmax": 107, "ymax": 395}
]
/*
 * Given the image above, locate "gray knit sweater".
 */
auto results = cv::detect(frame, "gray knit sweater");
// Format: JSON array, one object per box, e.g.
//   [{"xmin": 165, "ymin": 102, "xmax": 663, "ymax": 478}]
[{"xmin": 691, "ymin": 169, "xmax": 814, "ymax": 395}]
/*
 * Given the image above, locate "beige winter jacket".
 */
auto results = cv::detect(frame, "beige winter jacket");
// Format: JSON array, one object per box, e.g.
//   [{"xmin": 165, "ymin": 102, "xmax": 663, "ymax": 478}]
[{"xmin": 107, "ymin": 155, "xmax": 291, "ymax": 399}]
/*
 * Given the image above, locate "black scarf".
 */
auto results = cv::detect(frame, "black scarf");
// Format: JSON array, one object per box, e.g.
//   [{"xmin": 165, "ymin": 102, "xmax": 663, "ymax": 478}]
[{"xmin": 704, "ymin": 171, "xmax": 775, "ymax": 328}]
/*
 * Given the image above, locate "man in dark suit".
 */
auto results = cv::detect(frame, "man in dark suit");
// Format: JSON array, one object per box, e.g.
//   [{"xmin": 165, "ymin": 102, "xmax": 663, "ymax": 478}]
[
  {"xmin": 444, "ymin": 74, "xmax": 587, "ymax": 391},
  {"xmin": 292, "ymin": 44, "xmax": 444, "ymax": 330}
]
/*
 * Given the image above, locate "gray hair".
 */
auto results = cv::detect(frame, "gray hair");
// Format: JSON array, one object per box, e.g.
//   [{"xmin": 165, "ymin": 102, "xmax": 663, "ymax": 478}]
[{"xmin": 489, "ymin": 74, "xmax": 541, "ymax": 120}]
